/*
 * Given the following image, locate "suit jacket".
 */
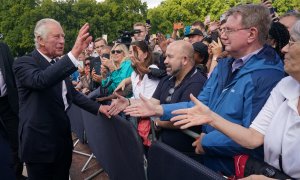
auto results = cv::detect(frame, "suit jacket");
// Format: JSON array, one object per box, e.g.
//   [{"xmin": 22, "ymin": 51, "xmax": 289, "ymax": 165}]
[
  {"xmin": 0, "ymin": 42, "xmax": 19, "ymax": 137},
  {"xmin": 0, "ymin": 42, "xmax": 18, "ymax": 113},
  {"xmin": 13, "ymin": 49, "xmax": 100, "ymax": 163}
]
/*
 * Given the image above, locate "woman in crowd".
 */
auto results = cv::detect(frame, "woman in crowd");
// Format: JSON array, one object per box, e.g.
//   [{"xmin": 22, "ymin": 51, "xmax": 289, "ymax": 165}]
[
  {"xmin": 267, "ymin": 21, "xmax": 290, "ymax": 60},
  {"xmin": 75, "ymin": 57, "xmax": 92, "ymax": 94},
  {"xmin": 97, "ymin": 43, "xmax": 133, "ymax": 98},
  {"xmin": 111, "ymin": 40, "xmax": 160, "ymax": 111},
  {"xmin": 109, "ymin": 40, "xmax": 160, "ymax": 146},
  {"xmin": 92, "ymin": 44, "xmax": 133, "ymax": 102},
  {"xmin": 171, "ymin": 20, "xmax": 300, "ymax": 179}
]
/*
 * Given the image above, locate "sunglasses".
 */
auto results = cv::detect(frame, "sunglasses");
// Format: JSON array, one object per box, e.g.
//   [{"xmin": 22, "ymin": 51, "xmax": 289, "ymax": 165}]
[
  {"xmin": 111, "ymin": 50, "xmax": 123, "ymax": 54},
  {"xmin": 84, "ymin": 63, "xmax": 90, "ymax": 66},
  {"xmin": 165, "ymin": 87, "xmax": 175, "ymax": 103}
]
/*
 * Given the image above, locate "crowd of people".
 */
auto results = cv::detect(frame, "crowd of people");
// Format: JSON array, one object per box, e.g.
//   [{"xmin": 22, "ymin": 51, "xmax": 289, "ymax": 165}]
[{"xmin": 0, "ymin": 0, "xmax": 300, "ymax": 180}]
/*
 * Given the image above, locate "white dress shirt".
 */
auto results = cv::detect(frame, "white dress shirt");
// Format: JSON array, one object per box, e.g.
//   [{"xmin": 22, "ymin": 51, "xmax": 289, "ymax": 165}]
[
  {"xmin": 37, "ymin": 50, "xmax": 79, "ymax": 110},
  {"xmin": 0, "ymin": 68, "xmax": 7, "ymax": 97},
  {"xmin": 131, "ymin": 64, "xmax": 160, "ymax": 99}
]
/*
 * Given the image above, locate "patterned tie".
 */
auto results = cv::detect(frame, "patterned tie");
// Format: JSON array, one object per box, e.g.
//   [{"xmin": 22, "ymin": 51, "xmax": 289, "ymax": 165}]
[{"xmin": 50, "ymin": 59, "xmax": 56, "ymax": 65}]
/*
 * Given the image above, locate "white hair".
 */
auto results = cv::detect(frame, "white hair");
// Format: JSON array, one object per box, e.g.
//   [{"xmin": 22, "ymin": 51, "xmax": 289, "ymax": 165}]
[
  {"xmin": 34, "ymin": 18, "xmax": 61, "ymax": 48},
  {"xmin": 291, "ymin": 20, "xmax": 300, "ymax": 41}
]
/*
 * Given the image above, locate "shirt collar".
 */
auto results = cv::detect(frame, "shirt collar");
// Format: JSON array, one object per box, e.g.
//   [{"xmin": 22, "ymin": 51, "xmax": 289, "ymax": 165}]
[
  {"xmin": 37, "ymin": 49, "xmax": 52, "ymax": 63},
  {"xmin": 232, "ymin": 47, "xmax": 263, "ymax": 72},
  {"xmin": 239, "ymin": 47, "xmax": 263, "ymax": 64}
]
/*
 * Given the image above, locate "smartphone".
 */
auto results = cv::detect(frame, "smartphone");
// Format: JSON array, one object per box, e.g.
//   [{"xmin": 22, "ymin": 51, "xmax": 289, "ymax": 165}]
[
  {"xmin": 102, "ymin": 53, "xmax": 110, "ymax": 59},
  {"xmin": 146, "ymin": 19, "xmax": 151, "ymax": 25},
  {"xmin": 184, "ymin": 26, "xmax": 191, "ymax": 36},
  {"xmin": 91, "ymin": 61, "xmax": 101, "ymax": 75},
  {"xmin": 173, "ymin": 22, "xmax": 184, "ymax": 30},
  {"xmin": 211, "ymin": 31, "xmax": 219, "ymax": 42}
]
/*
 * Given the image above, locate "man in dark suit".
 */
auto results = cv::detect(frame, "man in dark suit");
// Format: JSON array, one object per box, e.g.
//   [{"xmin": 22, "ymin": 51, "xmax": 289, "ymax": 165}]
[
  {"xmin": 13, "ymin": 18, "xmax": 109, "ymax": 180},
  {"xmin": 0, "ymin": 42, "xmax": 23, "ymax": 179}
]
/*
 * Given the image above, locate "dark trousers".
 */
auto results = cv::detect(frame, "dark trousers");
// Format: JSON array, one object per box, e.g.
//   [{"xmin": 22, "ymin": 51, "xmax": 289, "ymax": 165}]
[
  {"xmin": 0, "ymin": 96, "xmax": 23, "ymax": 179},
  {"xmin": 26, "ymin": 143, "xmax": 72, "ymax": 180},
  {"xmin": 0, "ymin": 134, "xmax": 16, "ymax": 180}
]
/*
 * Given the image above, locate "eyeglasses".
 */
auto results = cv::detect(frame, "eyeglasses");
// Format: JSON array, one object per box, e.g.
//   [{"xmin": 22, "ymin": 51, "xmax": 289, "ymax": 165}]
[
  {"xmin": 165, "ymin": 87, "xmax": 175, "ymax": 103},
  {"xmin": 220, "ymin": 27, "xmax": 250, "ymax": 35},
  {"xmin": 288, "ymin": 39, "xmax": 300, "ymax": 47},
  {"xmin": 84, "ymin": 63, "xmax": 90, "ymax": 66},
  {"xmin": 111, "ymin": 50, "xmax": 123, "ymax": 54}
]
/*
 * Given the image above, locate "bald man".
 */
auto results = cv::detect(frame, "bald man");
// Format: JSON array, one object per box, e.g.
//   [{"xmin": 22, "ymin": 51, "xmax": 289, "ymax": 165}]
[{"xmin": 119, "ymin": 40, "xmax": 207, "ymax": 156}]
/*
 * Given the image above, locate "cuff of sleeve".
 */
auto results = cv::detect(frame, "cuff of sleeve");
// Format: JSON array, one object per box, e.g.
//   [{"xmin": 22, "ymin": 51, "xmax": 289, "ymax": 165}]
[{"xmin": 68, "ymin": 52, "xmax": 80, "ymax": 68}]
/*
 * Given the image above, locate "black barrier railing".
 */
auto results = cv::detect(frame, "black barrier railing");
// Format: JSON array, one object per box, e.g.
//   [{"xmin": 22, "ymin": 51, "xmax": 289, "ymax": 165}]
[
  {"xmin": 148, "ymin": 141, "xmax": 226, "ymax": 180},
  {"xmin": 81, "ymin": 111, "xmax": 146, "ymax": 180},
  {"xmin": 69, "ymin": 106, "xmax": 226, "ymax": 180}
]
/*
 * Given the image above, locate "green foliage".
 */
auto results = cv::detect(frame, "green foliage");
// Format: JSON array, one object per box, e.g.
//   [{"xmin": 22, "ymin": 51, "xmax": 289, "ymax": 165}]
[
  {"xmin": 147, "ymin": 0, "xmax": 299, "ymax": 36},
  {"xmin": 0, "ymin": 0, "xmax": 146, "ymax": 56},
  {"xmin": 0, "ymin": 0, "xmax": 298, "ymax": 56}
]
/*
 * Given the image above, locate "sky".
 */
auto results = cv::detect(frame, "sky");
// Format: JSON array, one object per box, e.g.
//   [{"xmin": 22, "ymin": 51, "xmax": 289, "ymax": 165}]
[
  {"xmin": 141, "ymin": 0, "xmax": 163, "ymax": 8},
  {"xmin": 96, "ymin": 0, "xmax": 163, "ymax": 9}
]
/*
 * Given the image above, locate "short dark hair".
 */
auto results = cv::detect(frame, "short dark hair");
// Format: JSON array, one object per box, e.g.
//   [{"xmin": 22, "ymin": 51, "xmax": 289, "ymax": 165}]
[
  {"xmin": 269, "ymin": 22, "xmax": 290, "ymax": 59},
  {"xmin": 191, "ymin": 21, "xmax": 205, "ymax": 30}
]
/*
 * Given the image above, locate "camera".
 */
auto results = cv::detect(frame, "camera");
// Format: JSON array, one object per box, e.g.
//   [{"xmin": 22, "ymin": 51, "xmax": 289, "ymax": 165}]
[{"xmin": 116, "ymin": 29, "xmax": 142, "ymax": 46}]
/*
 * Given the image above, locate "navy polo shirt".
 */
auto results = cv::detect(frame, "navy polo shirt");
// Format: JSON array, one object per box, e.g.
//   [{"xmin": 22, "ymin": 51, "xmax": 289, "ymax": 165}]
[{"xmin": 152, "ymin": 67, "xmax": 206, "ymax": 153}]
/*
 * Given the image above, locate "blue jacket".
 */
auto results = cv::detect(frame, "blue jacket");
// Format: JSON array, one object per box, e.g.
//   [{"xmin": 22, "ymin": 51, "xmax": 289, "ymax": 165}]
[{"xmin": 161, "ymin": 45, "xmax": 284, "ymax": 175}]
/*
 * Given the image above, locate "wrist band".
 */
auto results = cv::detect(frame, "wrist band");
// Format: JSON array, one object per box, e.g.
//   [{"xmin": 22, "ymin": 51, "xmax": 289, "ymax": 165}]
[{"xmin": 127, "ymin": 98, "xmax": 131, "ymax": 106}]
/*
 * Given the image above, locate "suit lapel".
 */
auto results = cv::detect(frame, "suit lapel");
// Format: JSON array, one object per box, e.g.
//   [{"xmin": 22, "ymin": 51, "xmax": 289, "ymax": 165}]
[{"xmin": 0, "ymin": 44, "xmax": 7, "ymax": 81}]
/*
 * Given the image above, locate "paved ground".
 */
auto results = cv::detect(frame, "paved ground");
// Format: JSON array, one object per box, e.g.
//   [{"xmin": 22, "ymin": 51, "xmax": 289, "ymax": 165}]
[
  {"xmin": 69, "ymin": 136, "xmax": 110, "ymax": 180},
  {"xmin": 23, "ymin": 135, "xmax": 110, "ymax": 180}
]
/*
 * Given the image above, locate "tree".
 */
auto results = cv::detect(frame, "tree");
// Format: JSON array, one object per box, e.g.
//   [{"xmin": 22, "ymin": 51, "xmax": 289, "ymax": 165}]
[{"xmin": 147, "ymin": 0, "xmax": 299, "ymax": 36}]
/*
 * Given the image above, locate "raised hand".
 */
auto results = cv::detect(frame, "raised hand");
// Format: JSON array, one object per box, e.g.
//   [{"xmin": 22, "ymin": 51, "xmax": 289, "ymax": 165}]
[
  {"xmin": 108, "ymin": 92, "xmax": 129, "ymax": 116},
  {"xmin": 71, "ymin": 23, "xmax": 93, "ymax": 58},
  {"xmin": 124, "ymin": 94, "xmax": 156, "ymax": 117},
  {"xmin": 114, "ymin": 78, "xmax": 127, "ymax": 92},
  {"xmin": 170, "ymin": 94, "xmax": 213, "ymax": 129},
  {"xmin": 210, "ymin": 38, "xmax": 223, "ymax": 57},
  {"xmin": 92, "ymin": 69, "xmax": 102, "ymax": 82}
]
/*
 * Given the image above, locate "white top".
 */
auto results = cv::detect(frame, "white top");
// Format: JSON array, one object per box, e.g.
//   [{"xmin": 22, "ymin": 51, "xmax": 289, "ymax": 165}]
[
  {"xmin": 0, "ymin": 68, "xmax": 7, "ymax": 97},
  {"xmin": 250, "ymin": 76, "xmax": 300, "ymax": 179},
  {"xmin": 131, "ymin": 64, "xmax": 159, "ymax": 99}
]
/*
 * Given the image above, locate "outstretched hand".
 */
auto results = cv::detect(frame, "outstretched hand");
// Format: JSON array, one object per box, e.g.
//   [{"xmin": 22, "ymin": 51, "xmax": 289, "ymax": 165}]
[
  {"xmin": 108, "ymin": 92, "xmax": 129, "ymax": 116},
  {"xmin": 124, "ymin": 94, "xmax": 156, "ymax": 117},
  {"xmin": 71, "ymin": 23, "xmax": 93, "ymax": 58},
  {"xmin": 99, "ymin": 105, "xmax": 111, "ymax": 118},
  {"xmin": 170, "ymin": 94, "xmax": 213, "ymax": 129}
]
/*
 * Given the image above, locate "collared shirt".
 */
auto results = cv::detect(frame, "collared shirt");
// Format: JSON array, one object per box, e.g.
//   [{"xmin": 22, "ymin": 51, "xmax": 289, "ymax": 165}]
[
  {"xmin": 232, "ymin": 47, "xmax": 263, "ymax": 72},
  {"xmin": 0, "ymin": 68, "xmax": 7, "ymax": 97},
  {"xmin": 37, "ymin": 50, "xmax": 78, "ymax": 110}
]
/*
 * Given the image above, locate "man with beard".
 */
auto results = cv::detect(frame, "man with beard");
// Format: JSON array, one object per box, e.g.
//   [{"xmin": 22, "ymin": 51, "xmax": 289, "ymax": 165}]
[
  {"xmin": 112, "ymin": 40, "xmax": 207, "ymax": 156},
  {"xmin": 124, "ymin": 4, "xmax": 285, "ymax": 175}
]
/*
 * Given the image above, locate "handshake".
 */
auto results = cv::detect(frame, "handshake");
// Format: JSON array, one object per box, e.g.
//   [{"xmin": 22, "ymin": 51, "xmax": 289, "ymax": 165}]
[
  {"xmin": 98, "ymin": 92, "xmax": 132, "ymax": 118},
  {"xmin": 98, "ymin": 92, "xmax": 157, "ymax": 118}
]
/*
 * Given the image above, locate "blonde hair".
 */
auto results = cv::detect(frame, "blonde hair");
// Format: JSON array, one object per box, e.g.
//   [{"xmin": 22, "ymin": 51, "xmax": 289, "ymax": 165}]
[{"xmin": 111, "ymin": 43, "xmax": 130, "ymax": 67}]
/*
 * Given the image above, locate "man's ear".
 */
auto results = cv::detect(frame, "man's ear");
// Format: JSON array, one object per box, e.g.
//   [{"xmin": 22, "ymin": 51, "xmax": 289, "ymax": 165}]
[
  {"xmin": 182, "ymin": 56, "xmax": 189, "ymax": 65},
  {"xmin": 247, "ymin": 27, "xmax": 258, "ymax": 44},
  {"xmin": 37, "ymin": 36, "xmax": 45, "ymax": 47}
]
